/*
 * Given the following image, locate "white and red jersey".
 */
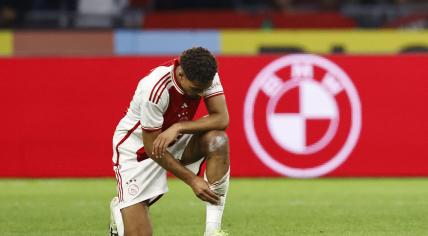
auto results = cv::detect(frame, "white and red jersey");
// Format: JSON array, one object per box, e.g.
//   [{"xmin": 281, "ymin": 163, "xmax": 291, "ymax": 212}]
[{"xmin": 113, "ymin": 60, "xmax": 224, "ymax": 165}]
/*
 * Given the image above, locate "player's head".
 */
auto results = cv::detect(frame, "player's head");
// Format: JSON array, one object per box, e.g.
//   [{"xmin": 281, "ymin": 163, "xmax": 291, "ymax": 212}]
[{"xmin": 177, "ymin": 47, "xmax": 217, "ymax": 97}]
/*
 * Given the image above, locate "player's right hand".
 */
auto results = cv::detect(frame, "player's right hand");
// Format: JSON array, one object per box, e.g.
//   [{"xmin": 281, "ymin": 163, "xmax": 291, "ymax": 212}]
[
  {"xmin": 190, "ymin": 176, "xmax": 220, "ymax": 205},
  {"xmin": 152, "ymin": 125, "xmax": 180, "ymax": 158}
]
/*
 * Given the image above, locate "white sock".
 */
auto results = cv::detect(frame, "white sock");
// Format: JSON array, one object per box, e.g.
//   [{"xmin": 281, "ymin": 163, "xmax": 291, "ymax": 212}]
[
  {"xmin": 204, "ymin": 168, "xmax": 230, "ymax": 235},
  {"xmin": 110, "ymin": 197, "xmax": 124, "ymax": 236},
  {"xmin": 115, "ymin": 207, "xmax": 124, "ymax": 236}
]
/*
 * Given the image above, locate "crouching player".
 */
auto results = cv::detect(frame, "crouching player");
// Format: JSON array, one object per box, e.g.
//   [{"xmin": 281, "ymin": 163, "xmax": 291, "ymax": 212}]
[{"xmin": 109, "ymin": 47, "xmax": 230, "ymax": 236}]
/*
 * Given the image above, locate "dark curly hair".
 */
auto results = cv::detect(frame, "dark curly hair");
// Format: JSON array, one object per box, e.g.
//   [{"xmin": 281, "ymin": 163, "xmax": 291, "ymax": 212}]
[{"xmin": 180, "ymin": 47, "xmax": 218, "ymax": 84}]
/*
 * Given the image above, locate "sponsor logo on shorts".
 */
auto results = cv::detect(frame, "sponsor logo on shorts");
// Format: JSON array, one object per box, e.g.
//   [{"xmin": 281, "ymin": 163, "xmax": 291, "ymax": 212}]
[{"xmin": 244, "ymin": 54, "xmax": 362, "ymax": 178}]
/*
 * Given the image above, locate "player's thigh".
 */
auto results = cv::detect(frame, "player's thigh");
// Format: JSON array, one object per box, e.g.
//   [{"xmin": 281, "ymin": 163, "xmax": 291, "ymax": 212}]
[
  {"xmin": 180, "ymin": 133, "xmax": 205, "ymax": 165},
  {"xmin": 115, "ymin": 158, "xmax": 167, "ymax": 209},
  {"xmin": 121, "ymin": 202, "xmax": 152, "ymax": 236},
  {"xmin": 180, "ymin": 130, "xmax": 229, "ymax": 165}
]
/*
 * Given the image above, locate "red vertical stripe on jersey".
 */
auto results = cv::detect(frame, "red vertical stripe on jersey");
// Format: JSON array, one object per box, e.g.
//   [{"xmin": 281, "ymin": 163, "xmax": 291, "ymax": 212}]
[
  {"xmin": 114, "ymin": 169, "xmax": 119, "ymax": 200},
  {"xmin": 117, "ymin": 170, "xmax": 124, "ymax": 202},
  {"xmin": 114, "ymin": 121, "xmax": 141, "ymax": 166},
  {"xmin": 151, "ymin": 77, "xmax": 171, "ymax": 103},
  {"xmin": 149, "ymin": 72, "xmax": 169, "ymax": 102},
  {"xmin": 114, "ymin": 121, "xmax": 140, "ymax": 202},
  {"xmin": 115, "ymin": 168, "xmax": 123, "ymax": 202},
  {"xmin": 155, "ymin": 80, "xmax": 172, "ymax": 104}
]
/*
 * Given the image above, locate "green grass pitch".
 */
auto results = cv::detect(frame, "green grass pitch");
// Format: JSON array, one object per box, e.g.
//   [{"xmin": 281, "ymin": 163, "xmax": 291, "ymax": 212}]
[{"xmin": 1, "ymin": 178, "xmax": 427, "ymax": 236}]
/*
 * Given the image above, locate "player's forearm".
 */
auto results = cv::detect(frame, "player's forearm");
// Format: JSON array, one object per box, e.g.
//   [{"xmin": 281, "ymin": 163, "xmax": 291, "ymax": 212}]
[
  {"xmin": 175, "ymin": 113, "xmax": 229, "ymax": 134},
  {"xmin": 150, "ymin": 152, "xmax": 196, "ymax": 186},
  {"xmin": 143, "ymin": 130, "xmax": 196, "ymax": 185}
]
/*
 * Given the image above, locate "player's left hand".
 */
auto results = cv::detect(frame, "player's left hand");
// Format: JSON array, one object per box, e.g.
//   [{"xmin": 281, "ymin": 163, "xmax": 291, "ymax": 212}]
[{"xmin": 152, "ymin": 124, "xmax": 180, "ymax": 158}]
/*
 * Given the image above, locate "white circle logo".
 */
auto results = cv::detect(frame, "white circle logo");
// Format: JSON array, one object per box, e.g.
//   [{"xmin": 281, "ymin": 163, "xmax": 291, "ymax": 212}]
[
  {"xmin": 244, "ymin": 54, "xmax": 362, "ymax": 178},
  {"xmin": 128, "ymin": 184, "xmax": 139, "ymax": 196}
]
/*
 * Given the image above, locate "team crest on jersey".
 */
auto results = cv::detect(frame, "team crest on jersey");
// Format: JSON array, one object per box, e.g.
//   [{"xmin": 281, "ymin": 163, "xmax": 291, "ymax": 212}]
[{"xmin": 244, "ymin": 54, "xmax": 362, "ymax": 178}]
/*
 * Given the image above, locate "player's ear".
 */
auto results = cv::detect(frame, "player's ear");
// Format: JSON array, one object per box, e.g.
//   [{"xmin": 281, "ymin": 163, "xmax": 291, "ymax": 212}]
[{"xmin": 177, "ymin": 67, "xmax": 184, "ymax": 80}]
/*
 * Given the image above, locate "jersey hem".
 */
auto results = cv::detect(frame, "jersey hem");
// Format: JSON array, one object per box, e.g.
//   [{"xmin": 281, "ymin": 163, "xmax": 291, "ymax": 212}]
[
  {"xmin": 204, "ymin": 92, "xmax": 224, "ymax": 100},
  {"xmin": 141, "ymin": 127, "xmax": 162, "ymax": 132},
  {"xmin": 117, "ymin": 189, "xmax": 168, "ymax": 210}
]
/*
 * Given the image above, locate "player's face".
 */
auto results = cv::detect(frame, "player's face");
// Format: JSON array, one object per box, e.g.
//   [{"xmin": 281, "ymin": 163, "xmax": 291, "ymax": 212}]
[
  {"xmin": 178, "ymin": 69, "xmax": 212, "ymax": 98},
  {"xmin": 183, "ymin": 79, "xmax": 212, "ymax": 98}
]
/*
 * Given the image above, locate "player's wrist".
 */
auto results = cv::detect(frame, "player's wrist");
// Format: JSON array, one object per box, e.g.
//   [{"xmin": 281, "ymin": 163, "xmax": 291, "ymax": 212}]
[
  {"xmin": 174, "ymin": 122, "xmax": 184, "ymax": 133},
  {"xmin": 187, "ymin": 174, "xmax": 200, "ymax": 187}
]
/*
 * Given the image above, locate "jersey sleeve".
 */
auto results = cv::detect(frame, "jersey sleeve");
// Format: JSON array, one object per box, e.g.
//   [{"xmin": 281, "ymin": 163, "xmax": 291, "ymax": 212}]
[
  {"xmin": 202, "ymin": 73, "xmax": 224, "ymax": 100},
  {"xmin": 140, "ymin": 101, "xmax": 164, "ymax": 131},
  {"xmin": 139, "ymin": 72, "xmax": 170, "ymax": 131}
]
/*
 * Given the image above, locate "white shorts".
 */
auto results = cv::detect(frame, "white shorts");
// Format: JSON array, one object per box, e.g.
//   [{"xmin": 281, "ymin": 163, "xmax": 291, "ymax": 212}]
[{"xmin": 113, "ymin": 133, "xmax": 204, "ymax": 210}]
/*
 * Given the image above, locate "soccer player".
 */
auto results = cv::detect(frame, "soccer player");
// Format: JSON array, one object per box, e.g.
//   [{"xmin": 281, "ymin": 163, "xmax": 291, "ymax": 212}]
[{"xmin": 109, "ymin": 47, "xmax": 230, "ymax": 236}]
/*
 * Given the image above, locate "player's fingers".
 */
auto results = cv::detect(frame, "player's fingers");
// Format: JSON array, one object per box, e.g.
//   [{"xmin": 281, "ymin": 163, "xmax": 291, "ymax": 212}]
[
  {"xmin": 155, "ymin": 137, "xmax": 163, "ymax": 158},
  {"xmin": 206, "ymin": 188, "xmax": 220, "ymax": 201},
  {"xmin": 161, "ymin": 140, "xmax": 170, "ymax": 157},
  {"xmin": 203, "ymin": 189, "xmax": 220, "ymax": 205},
  {"xmin": 202, "ymin": 192, "xmax": 220, "ymax": 205},
  {"xmin": 157, "ymin": 138, "xmax": 165, "ymax": 158},
  {"xmin": 195, "ymin": 192, "xmax": 211, "ymax": 203},
  {"xmin": 157, "ymin": 138, "xmax": 163, "ymax": 157},
  {"xmin": 152, "ymin": 138, "xmax": 159, "ymax": 157},
  {"xmin": 196, "ymin": 194, "xmax": 207, "ymax": 203},
  {"xmin": 155, "ymin": 138, "xmax": 162, "ymax": 158}
]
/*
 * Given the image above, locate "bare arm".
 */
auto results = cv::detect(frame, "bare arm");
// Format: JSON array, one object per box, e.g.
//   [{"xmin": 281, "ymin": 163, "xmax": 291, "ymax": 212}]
[
  {"xmin": 143, "ymin": 129, "xmax": 220, "ymax": 204},
  {"xmin": 152, "ymin": 95, "xmax": 229, "ymax": 158},
  {"xmin": 176, "ymin": 94, "xmax": 229, "ymax": 133}
]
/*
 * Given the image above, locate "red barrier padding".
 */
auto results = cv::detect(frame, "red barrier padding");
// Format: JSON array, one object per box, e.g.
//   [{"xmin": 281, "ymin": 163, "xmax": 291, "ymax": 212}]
[
  {"xmin": 1, "ymin": 55, "xmax": 427, "ymax": 177},
  {"xmin": 142, "ymin": 10, "xmax": 355, "ymax": 29},
  {"xmin": 143, "ymin": 10, "xmax": 266, "ymax": 29},
  {"xmin": 271, "ymin": 12, "xmax": 356, "ymax": 28}
]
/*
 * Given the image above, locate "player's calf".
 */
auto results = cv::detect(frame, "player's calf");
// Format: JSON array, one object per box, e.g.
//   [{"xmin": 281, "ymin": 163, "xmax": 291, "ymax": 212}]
[
  {"xmin": 121, "ymin": 203, "xmax": 153, "ymax": 236},
  {"xmin": 200, "ymin": 130, "xmax": 230, "ymax": 235}
]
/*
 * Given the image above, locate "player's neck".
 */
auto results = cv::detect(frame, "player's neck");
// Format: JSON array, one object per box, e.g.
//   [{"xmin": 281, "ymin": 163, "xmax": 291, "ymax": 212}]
[{"xmin": 174, "ymin": 65, "xmax": 185, "ymax": 91}]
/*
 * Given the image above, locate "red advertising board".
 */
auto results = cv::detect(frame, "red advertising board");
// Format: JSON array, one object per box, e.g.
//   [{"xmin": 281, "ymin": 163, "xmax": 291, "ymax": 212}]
[{"xmin": 1, "ymin": 55, "xmax": 427, "ymax": 177}]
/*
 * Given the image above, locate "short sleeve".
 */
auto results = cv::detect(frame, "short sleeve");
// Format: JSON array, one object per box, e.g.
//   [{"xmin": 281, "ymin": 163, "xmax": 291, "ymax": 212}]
[
  {"xmin": 140, "ymin": 101, "xmax": 164, "ymax": 131},
  {"xmin": 202, "ymin": 73, "xmax": 224, "ymax": 99}
]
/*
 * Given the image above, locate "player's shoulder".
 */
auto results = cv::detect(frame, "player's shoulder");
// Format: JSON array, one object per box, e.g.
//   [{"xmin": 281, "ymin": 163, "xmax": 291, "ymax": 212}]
[
  {"xmin": 212, "ymin": 72, "xmax": 221, "ymax": 85},
  {"xmin": 202, "ymin": 72, "xmax": 224, "ymax": 98},
  {"xmin": 140, "ymin": 66, "xmax": 171, "ymax": 84},
  {"xmin": 137, "ymin": 66, "xmax": 171, "ymax": 90},
  {"xmin": 139, "ymin": 65, "xmax": 172, "ymax": 105}
]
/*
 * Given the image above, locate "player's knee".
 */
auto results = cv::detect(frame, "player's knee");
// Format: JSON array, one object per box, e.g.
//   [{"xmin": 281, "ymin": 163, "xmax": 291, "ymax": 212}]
[{"xmin": 201, "ymin": 130, "xmax": 229, "ymax": 154}]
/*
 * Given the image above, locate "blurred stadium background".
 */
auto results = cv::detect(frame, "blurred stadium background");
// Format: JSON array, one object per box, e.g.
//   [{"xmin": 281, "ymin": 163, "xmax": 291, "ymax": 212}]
[{"xmin": 1, "ymin": 0, "xmax": 428, "ymax": 235}]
